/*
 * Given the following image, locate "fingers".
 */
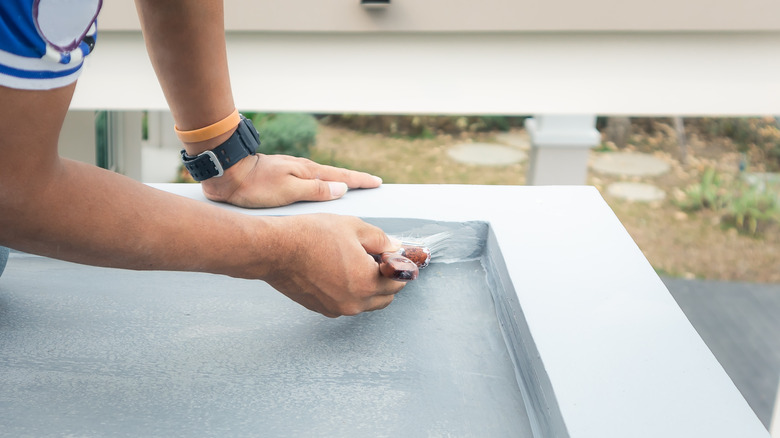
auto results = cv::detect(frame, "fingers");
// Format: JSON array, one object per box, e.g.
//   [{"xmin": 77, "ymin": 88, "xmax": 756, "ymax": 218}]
[
  {"xmin": 265, "ymin": 215, "xmax": 409, "ymax": 318},
  {"xmin": 221, "ymin": 155, "xmax": 381, "ymax": 207},
  {"xmin": 281, "ymin": 178, "xmax": 348, "ymax": 203},
  {"xmin": 317, "ymin": 295, "xmax": 396, "ymax": 318},
  {"xmin": 285, "ymin": 156, "xmax": 383, "ymax": 189},
  {"xmin": 375, "ymin": 274, "xmax": 408, "ymax": 296}
]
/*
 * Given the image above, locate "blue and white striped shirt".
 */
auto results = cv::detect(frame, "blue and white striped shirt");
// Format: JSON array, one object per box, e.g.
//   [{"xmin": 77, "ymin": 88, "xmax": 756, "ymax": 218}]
[{"xmin": 0, "ymin": 0, "xmax": 102, "ymax": 90}]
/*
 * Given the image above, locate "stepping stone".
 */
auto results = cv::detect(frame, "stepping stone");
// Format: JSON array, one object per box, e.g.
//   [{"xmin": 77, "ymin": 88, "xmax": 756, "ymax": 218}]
[
  {"xmin": 494, "ymin": 132, "xmax": 530, "ymax": 150},
  {"xmin": 606, "ymin": 182, "xmax": 666, "ymax": 202},
  {"xmin": 591, "ymin": 152, "xmax": 670, "ymax": 177},
  {"xmin": 447, "ymin": 143, "xmax": 527, "ymax": 166},
  {"xmin": 743, "ymin": 172, "xmax": 780, "ymax": 202},
  {"xmin": 744, "ymin": 172, "xmax": 780, "ymax": 188}
]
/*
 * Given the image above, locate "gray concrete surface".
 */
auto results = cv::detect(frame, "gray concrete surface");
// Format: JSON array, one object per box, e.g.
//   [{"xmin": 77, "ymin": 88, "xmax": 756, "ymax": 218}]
[
  {"xmin": 663, "ymin": 276, "xmax": 780, "ymax": 429},
  {"xmin": 0, "ymin": 254, "xmax": 533, "ymax": 437}
]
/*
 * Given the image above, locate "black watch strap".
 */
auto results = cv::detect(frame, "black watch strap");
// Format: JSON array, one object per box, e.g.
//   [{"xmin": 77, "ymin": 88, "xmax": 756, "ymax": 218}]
[{"xmin": 180, "ymin": 114, "xmax": 260, "ymax": 182}]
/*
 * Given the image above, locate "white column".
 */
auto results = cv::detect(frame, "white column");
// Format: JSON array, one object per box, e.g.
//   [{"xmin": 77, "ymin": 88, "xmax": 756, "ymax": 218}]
[
  {"xmin": 141, "ymin": 111, "xmax": 182, "ymax": 183},
  {"xmin": 146, "ymin": 111, "xmax": 179, "ymax": 149},
  {"xmin": 105, "ymin": 111, "xmax": 143, "ymax": 181},
  {"xmin": 524, "ymin": 114, "xmax": 600, "ymax": 185}
]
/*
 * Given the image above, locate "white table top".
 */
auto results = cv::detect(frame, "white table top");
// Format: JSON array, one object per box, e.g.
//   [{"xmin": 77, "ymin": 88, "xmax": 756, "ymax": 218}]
[
  {"xmin": 146, "ymin": 183, "xmax": 768, "ymax": 437},
  {"xmin": 0, "ymin": 184, "xmax": 768, "ymax": 437}
]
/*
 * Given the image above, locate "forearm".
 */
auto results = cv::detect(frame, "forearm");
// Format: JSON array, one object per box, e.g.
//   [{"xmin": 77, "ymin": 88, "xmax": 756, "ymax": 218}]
[
  {"xmin": 134, "ymin": 0, "xmax": 236, "ymax": 154},
  {"xmin": 1, "ymin": 157, "xmax": 276, "ymax": 279}
]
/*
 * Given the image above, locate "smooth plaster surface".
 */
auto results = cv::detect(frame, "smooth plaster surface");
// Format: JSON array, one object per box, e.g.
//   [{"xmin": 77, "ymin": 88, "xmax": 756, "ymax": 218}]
[{"xmin": 0, "ymin": 184, "xmax": 769, "ymax": 437}]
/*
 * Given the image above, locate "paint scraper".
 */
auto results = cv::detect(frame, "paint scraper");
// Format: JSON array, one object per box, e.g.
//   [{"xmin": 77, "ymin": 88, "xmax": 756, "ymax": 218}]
[{"xmin": 373, "ymin": 221, "xmax": 488, "ymax": 281}]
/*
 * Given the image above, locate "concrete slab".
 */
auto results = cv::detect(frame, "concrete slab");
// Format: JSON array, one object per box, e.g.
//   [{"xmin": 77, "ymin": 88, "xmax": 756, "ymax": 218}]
[
  {"xmin": 447, "ymin": 143, "xmax": 527, "ymax": 166},
  {"xmin": 606, "ymin": 182, "xmax": 666, "ymax": 202},
  {"xmin": 591, "ymin": 152, "xmax": 671, "ymax": 177}
]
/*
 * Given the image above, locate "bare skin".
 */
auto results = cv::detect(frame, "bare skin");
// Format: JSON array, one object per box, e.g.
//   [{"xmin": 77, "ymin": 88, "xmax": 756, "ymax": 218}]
[
  {"xmin": 134, "ymin": 0, "xmax": 382, "ymax": 208},
  {"xmin": 0, "ymin": 1, "xmax": 406, "ymax": 317}
]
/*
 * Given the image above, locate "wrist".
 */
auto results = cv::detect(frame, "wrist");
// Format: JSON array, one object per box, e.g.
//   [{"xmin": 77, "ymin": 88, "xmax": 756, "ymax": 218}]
[
  {"xmin": 200, "ymin": 153, "xmax": 259, "ymax": 204},
  {"xmin": 182, "ymin": 126, "xmax": 238, "ymax": 156},
  {"xmin": 180, "ymin": 114, "xmax": 260, "ymax": 183},
  {"xmin": 233, "ymin": 215, "xmax": 291, "ymax": 280},
  {"xmin": 176, "ymin": 108, "xmax": 240, "ymax": 153}
]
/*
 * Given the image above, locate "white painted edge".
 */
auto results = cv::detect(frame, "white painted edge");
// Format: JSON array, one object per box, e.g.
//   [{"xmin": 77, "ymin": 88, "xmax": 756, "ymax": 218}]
[{"xmin": 771, "ymin": 377, "xmax": 780, "ymax": 437}]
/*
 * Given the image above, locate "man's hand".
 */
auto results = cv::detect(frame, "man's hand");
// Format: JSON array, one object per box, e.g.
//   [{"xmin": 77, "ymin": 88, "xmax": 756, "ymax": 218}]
[
  {"xmin": 260, "ymin": 214, "xmax": 406, "ymax": 317},
  {"xmin": 200, "ymin": 154, "xmax": 383, "ymax": 208}
]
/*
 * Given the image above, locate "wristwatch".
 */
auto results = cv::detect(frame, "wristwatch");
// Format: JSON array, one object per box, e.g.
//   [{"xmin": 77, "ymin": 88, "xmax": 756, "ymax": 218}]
[{"xmin": 180, "ymin": 114, "xmax": 260, "ymax": 181}]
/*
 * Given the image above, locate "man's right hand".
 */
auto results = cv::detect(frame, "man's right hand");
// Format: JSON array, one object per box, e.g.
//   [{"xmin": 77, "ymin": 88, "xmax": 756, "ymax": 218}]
[{"xmin": 260, "ymin": 214, "xmax": 407, "ymax": 318}]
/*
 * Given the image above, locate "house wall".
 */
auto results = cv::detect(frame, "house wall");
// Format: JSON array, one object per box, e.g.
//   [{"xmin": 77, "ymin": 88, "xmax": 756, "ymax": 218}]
[{"xmin": 99, "ymin": 0, "xmax": 780, "ymax": 32}]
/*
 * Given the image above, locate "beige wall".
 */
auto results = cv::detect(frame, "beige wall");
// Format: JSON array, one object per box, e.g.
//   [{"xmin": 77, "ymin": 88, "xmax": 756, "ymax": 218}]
[{"xmin": 100, "ymin": 0, "xmax": 780, "ymax": 32}]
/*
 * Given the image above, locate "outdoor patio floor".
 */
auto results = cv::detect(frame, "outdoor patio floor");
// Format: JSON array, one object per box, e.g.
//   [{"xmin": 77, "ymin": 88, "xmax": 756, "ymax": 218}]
[{"xmin": 663, "ymin": 276, "xmax": 780, "ymax": 429}]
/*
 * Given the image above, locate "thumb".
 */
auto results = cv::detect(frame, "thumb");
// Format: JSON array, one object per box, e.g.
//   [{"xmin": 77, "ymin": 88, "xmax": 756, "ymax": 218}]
[{"xmin": 360, "ymin": 225, "xmax": 402, "ymax": 255}]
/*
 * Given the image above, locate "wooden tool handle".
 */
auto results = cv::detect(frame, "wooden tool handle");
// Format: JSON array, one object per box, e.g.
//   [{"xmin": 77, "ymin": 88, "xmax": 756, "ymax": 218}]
[{"xmin": 377, "ymin": 252, "xmax": 419, "ymax": 281}]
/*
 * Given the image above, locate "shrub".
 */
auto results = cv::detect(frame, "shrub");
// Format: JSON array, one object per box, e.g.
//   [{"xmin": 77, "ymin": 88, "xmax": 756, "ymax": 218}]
[
  {"xmin": 252, "ymin": 113, "xmax": 318, "ymax": 158},
  {"xmin": 677, "ymin": 168, "xmax": 780, "ymax": 235},
  {"xmin": 692, "ymin": 117, "xmax": 780, "ymax": 171},
  {"xmin": 676, "ymin": 168, "xmax": 729, "ymax": 211}
]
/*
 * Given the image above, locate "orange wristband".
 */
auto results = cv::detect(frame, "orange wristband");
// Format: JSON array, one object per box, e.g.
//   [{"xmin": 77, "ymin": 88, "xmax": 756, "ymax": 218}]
[{"xmin": 174, "ymin": 109, "xmax": 240, "ymax": 143}]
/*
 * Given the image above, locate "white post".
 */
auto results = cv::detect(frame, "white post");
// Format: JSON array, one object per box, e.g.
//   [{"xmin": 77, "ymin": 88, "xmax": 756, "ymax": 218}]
[
  {"xmin": 105, "ymin": 111, "xmax": 143, "ymax": 181},
  {"xmin": 141, "ymin": 111, "xmax": 182, "ymax": 183},
  {"xmin": 524, "ymin": 114, "xmax": 600, "ymax": 185},
  {"xmin": 146, "ymin": 111, "xmax": 179, "ymax": 149}
]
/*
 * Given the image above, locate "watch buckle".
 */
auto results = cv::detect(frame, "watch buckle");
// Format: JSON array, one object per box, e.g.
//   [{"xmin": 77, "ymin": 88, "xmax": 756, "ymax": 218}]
[{"xmin": 200, "ymin": 150, "xmax": 224, "ymax": 178}]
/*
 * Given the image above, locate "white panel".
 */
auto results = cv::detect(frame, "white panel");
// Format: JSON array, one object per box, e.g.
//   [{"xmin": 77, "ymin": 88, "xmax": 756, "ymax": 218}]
[{"xmin": 73, "ymin": 32, "xmax": 780, "ymax": 115}]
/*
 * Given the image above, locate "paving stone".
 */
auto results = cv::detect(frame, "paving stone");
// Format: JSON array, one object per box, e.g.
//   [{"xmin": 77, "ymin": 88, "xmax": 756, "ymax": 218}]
[
  {"xmin": 494, "ymin": 132, "xmax": 531, "ymax": 150},
  {"xmin": 744, "ymin": 172, "xmax": 780, "ymax": 189},
  {"xmin": 591, "ymin": 152, "xmax": 670, "ymax": 177},
  {"xmin": 606, "ymin": 182, "xmax": 666, "ymax": 202},
  {"xmin": 447, "ymin": 143, "xmax": 527, "ymax": 166}
]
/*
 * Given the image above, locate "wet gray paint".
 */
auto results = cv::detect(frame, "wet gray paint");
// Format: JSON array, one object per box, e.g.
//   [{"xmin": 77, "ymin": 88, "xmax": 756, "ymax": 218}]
[{"xmin": 0, "ymin": 252, "xmax": 533, "ymax": 437}]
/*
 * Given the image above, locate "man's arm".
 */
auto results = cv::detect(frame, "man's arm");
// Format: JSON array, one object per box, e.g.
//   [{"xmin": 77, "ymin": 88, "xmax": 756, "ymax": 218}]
[
  {"xmin": 0, "ymin": 83, "xmax": 403, "ymax": 317},
  {"xmin": 133, "ymin": 0, "xmax": 382, "ymax": 208}
]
